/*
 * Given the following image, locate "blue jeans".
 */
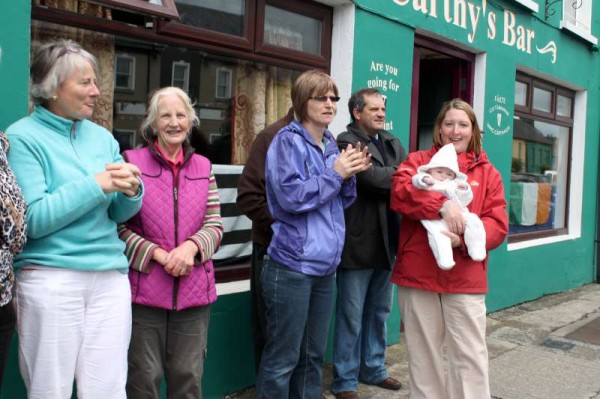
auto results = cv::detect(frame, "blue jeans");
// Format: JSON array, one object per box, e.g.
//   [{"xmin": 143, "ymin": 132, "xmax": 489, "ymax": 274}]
[
  {"xmin": 331, "ymin": 268, "xmax": 393, "ymax": 393},
  {"xmin": 255, "ymin": 259, "xmax": 335, "ymax": 399}
]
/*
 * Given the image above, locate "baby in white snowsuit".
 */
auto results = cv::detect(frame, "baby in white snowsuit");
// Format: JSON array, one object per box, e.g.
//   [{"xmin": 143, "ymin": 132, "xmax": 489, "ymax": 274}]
[{"xmin": 412, "ymin": 143, "xmax": 486, "ymax": 270}]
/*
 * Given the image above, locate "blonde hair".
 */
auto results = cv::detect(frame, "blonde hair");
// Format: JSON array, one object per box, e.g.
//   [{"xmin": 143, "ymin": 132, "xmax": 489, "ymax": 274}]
[
  {"xmin": 140, "ymin": 87, "xmax": 199, "ymax": 143},
  {"xmin": 291, "ymin": 69, "xmax": 338, "ymax": 123},
  {"xmin": 432, "ymin": 98, "xmax": 482, "ymax": 155}
]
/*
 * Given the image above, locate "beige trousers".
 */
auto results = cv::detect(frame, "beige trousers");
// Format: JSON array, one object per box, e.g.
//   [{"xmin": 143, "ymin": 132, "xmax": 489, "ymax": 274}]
[{"xmin": 398, "ymin": 286, "xmax": 490, "ymax": 399}]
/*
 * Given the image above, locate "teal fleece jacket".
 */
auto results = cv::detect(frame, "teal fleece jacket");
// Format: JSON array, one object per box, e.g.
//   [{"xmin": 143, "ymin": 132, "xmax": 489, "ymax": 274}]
[{"xmin": 6, "ymin": 105, "xmax": 143, "ymax": 272}]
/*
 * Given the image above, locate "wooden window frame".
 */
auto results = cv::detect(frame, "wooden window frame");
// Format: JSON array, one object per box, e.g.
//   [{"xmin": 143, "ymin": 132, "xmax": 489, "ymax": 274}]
[
  {"xmin": 31, "ymin": 0, "xmax": 334, "ymax": 282},
  {"xmin": 531, "ymin": 80, "xmax": 555, "ymax": 119},
  {"xmin": 514, "ymin": 76, "xmax": 531, "ymax": 113},
  {"xmin": 556, "ymin": 89, "xmax": 574, "ymax": 124},
  {"xmin": 509, "ymin": 72, "xmax": 575, "ymax": 243},
  {"xmin": 86, "ymin": 0, "xmax": 179, "ymax": 19},
  {"xmin": 158, "ymin": 0, "xmax": 255, "ymax": 53},
  {"xmin": 255, "ymin": 0, "xmax": 332, "ymax": 68}
]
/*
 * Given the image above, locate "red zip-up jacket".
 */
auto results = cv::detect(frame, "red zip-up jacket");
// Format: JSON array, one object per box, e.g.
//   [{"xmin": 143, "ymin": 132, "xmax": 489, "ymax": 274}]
[{"xmin": 390, "ymin": 146, "xmax": 508, "ymax": 294}]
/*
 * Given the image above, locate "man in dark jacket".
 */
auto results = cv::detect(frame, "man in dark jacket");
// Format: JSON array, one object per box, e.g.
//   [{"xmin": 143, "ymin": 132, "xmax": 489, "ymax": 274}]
[
  {"xmin": 332, "ymin": 89, "xmax": 407, "ymax": 399},
  {"xmin": 236, "ymin": 107, "xmax": 294, "ymax": 371}
]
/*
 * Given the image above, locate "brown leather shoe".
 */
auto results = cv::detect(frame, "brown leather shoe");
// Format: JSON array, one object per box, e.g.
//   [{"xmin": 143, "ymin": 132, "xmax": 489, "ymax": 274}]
[
  {"xmin": 376, "ymin": 376, "xmax": 402, "ymax": 390},
  {"xmin": 334, "ymin": 391, "xmax": 359, "ymax": 399}
]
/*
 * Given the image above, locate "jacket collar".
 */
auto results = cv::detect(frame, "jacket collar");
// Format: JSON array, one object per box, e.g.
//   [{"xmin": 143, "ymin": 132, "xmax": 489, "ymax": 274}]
[
  {"xmin": 148, "ymin": 139, "xmax": 195, "ymax": 165},
  {"xmin": 32, "ymin": 105, "xmax": 82, "ymax": 137},
  {"xmin": 288, "ymin": 119, "xmax": 337, "ymax": 155}
]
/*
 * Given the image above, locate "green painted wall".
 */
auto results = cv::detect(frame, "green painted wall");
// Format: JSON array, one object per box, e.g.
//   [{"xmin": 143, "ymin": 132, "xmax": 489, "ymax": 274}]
[
  {"xmin": 0, "ymin": 0, "xmax": 30, "ymax": 130},
  {"xmin": 352, "ymin": 0, "xmax": 600, "ymax": 312}
]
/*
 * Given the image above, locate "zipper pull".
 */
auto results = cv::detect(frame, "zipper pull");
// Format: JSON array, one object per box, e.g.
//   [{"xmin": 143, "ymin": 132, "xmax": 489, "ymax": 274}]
[
  {"xmin": 71, "ymin": 123, "xmax": 77, "ymax": 139},
  {"xmin": 174, "ymin": 187, "xmax": 178, "ymax": 201}
]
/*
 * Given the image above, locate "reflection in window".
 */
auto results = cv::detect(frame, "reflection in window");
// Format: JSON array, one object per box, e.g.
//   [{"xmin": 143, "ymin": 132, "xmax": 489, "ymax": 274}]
[
  {"xmin": 533, "ymin": 87, "xmax": 551, "ymax": 113},
  {"xmin": 172, "ymin": 61, "xmax": 190, "ymax": 93},
  {"xmin": 515, "ymin": 81, "xmax": 527, "ymax": 106},
  {"xmin": 264, "ymin": 5, "xmax": 321, "ymax": 54},
  {"xmin": 510, "ymin": 118, "xmax": 568, "ymax": 234},
  {"xmin": 115, "ymin": 54, "xmax": 136, "ymax": 90},
  {"xmin": 557, "ymin": 94, "xmax": 572, "ymax": 118},
  {"xmin": 175, "ymin": 0, "xmax": 245, "ymax": 36},
  {"xmin": 510, "ymin": 73, "xmax": 574, "ymax": 240},
  {"xmin": 215, "ymin": 68, "xmax": 232, "ymax": 100}
]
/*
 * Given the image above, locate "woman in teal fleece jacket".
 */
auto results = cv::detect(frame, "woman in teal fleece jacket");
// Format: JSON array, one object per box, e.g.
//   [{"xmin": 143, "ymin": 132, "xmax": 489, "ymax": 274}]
[{"xmin": 6, "ymin": 39, "xmax": 143, "ymax": 399}]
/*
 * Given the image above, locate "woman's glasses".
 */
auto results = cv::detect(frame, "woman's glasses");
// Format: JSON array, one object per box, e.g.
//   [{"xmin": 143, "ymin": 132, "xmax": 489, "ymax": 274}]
[{"xmin": 309, "ymin": 96, "xmax": 341, "ymax": 103}]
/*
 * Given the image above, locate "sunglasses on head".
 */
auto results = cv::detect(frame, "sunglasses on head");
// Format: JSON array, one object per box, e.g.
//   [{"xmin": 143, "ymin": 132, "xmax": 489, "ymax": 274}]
[{"xmin": 309, "ymin": 95, "xmax": 341, "ymax": 103}]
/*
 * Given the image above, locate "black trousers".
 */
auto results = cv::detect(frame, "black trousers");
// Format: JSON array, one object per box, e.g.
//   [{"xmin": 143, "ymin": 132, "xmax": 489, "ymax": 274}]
[
  {"xmin": 0, "ymin": 299, "xmax": 15, "ymax": 392},
  {"xmin": 250, "ymin": 243, "xmax": 268, "ymax": 372}
]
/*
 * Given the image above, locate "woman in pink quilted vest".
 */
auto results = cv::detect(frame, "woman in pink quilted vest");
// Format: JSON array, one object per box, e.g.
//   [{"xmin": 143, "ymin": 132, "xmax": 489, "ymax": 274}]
[{"xmin": 118, "ymin": 87, "xmax": 223, "ymax": 399}]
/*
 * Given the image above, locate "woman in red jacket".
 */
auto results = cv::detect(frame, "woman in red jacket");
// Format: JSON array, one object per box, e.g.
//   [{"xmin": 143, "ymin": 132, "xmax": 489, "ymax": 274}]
[{"xmin": 391, "ymin": 99, "xmax": 508, "ymax": 399}]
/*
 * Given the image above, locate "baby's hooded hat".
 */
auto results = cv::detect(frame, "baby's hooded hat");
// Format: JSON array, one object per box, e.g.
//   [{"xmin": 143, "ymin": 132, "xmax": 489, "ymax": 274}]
[{"xmin": 418, "ymin": 143, "xmax": 468, "ymax": 181}]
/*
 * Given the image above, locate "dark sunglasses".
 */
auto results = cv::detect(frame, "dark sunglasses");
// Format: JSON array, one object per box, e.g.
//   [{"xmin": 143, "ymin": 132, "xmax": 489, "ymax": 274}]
[{"xmin": 309, "ymin": 96, "xmax": 341, "ymax": 103}]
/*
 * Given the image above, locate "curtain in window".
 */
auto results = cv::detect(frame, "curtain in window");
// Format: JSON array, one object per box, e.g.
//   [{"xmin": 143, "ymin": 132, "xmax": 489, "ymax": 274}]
[
  {"xmin": 232, "ymin": 63, "xmax": 293, "ymax": 165},
  {"xmin": 32, "ymin": 1, "xmax": 115, "ymax": 130}
]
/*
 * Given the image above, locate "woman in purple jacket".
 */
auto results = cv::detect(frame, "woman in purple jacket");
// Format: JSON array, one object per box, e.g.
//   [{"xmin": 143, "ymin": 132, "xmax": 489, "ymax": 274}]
[
  {"xmin": 255, "ymin": 70, "xmax": 371, "ymax": 398},
  {"xmin": 118, "ymin": 87, "xmax": 223, "ymax": 399}
]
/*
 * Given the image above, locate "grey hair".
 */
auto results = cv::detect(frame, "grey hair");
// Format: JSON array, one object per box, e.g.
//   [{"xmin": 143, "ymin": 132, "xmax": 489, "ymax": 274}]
[
  {"xmin": 141, "ymin": 87, "xmax": 199, "ymax": 143},
  {"xmin": 30, "ymin": 39, "xmax": 98, "ymax": 105},
  {"xmin": 348, "ymin": 88, "xmax": 383, "ymax": 122}
]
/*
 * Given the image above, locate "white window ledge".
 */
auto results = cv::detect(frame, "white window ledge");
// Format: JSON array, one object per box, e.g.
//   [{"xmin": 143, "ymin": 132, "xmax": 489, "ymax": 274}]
[
  {"xmin": 514, "ymin": 0, "xmax": 539, "ymax": 13},
  {"xmin": 560, "ymin": 20, "xmax": 598, "ymax": 45},
  {"xmin": 507, "ymin": 233, "xmax": 580, "ymax": 251}
]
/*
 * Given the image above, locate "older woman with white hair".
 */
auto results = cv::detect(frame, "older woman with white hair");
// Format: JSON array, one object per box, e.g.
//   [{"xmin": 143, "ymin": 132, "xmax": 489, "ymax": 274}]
[
  {"xmin": 118, "ymin": 86, "xmax": 223, "ymax": 399},
  {"xmin": 6, "ymin": 39, "xmax": 143, "ymax": 399}
]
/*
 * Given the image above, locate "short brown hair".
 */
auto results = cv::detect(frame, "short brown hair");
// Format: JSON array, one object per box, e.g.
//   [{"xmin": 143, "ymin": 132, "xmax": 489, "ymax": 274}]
[
  {"xmin": 433, "ymin": 98, "xmax": 483, "ymax": 155},
  {"xmin": 291, "ymin": 70, "xmax": 338, "ymax": 123}
]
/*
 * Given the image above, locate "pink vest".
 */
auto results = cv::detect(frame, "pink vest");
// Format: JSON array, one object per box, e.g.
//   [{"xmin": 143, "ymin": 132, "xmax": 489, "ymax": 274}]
[{"xmin": 124, "ymin": 147, "xmax": 217, "ymax": 310}]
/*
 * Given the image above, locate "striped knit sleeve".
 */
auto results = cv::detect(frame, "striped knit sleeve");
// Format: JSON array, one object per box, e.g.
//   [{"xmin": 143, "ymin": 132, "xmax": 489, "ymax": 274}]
[
  {"xmin": 118, "ymin": 224, "xmax": 160, "ymax": 273},
  {"xmin": 187, "ymin": 169, "xmax": 224, "ymax": 263}
]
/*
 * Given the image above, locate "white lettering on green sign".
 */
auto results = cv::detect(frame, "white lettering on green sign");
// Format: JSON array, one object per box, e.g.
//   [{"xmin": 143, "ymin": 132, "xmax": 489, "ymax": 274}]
[{"xmin": 392, "ymin": 0, "xmax": 557, "ymax": 63}]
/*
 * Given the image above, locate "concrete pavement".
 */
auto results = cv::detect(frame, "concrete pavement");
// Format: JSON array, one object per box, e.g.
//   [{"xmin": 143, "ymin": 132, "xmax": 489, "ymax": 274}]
[{"xmin": 228, "ymin": 283, "xmax": 600, "ymax": 399}]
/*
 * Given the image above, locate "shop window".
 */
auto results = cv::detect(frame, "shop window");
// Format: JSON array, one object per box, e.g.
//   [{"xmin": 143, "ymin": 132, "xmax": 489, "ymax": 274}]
[
  {"xmin": 171, "ymin": 61, "xmax": 190, "ymax": 93},
  {"xmin": 31, "ymin": 0, "xmax": 329, "ymax": 281},
  {"xmin": 560, "ymin": 0, "xmax": 598, "ymax": 45},
  {"xmin": 115, "ymin": 54, "xmax": 136, "ymax": 91},
  {"xmin": 215, "ymin": 68, "xmax": 232, "ymax": 100},
  {"xmin": 509, "ymin": 72, "xmax": 574, "ymax": 242}
]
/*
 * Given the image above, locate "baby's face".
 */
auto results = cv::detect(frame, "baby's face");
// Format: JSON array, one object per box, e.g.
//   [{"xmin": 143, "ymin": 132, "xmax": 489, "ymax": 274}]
[{"xmin": 429, "ymin": 167, "xmax": 456, "ymax": 181}]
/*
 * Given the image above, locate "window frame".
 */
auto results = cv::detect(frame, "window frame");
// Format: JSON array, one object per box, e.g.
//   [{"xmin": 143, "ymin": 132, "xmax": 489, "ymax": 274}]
[
  {"xmin": 531, "ymin": 80, "xmax": 555, "ymax": 119},
  {"xmin": 158, "ymin": 0, "xmax": 256, "ymax": 52},
  {"xmin": 31, "ymin": 0, "xmax": 333, "ymax": 283},
  {"xmin": 171, "ymin": 60, "xmax": 190, "ymax": 93},
  {"xmin": 86, "ymin": 0, "xmax": 180, "ymax": 19},
  {"xmin": 255, "ymin": 0, "xmax": 332, "ymax": 67},
  {"xmin": 509, "ymin": 72, "xmax": 575, "ymax": 243},
  {"xmin": 559, "ymin": 0, "xmax": 598, "ymax": 45},
  {"xmin": 114, "ymin": 53, "xmax": 136, "ymax": 91}
]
